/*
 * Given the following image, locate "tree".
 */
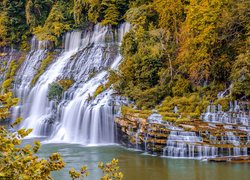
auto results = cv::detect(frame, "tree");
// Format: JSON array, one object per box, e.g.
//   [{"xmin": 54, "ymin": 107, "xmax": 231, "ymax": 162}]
[
  {"xmin": 33, "ymin": 1, "xmax": 71, "ymax": 44},
  {"xmin": 73, "ymin": 0, "xmax": 89, "ymax": 25},
  {"xmin": 101, "ymin": 1, "xmax": 120, "ymax": 26},
  {"xmin": 0, "ymin": 11, "xmax": 9, "ymax": 47},
  {"xmin": 231, "ymin": 52, "xmax": 250, "ymax": 98},
  {"xmin": 153, "ymin": 0, "xmax": 184, "ymax": 42},
  {"xmin": 0, "ymin": 92, "xmax": 65, "ymax": 179},
  {"xmin": 25, "ymin": 0, "xmax": 54, "ymax": 29},
  {"xmin": 177, "ymin": 0, "xmax": 223, "ymax": 85}
]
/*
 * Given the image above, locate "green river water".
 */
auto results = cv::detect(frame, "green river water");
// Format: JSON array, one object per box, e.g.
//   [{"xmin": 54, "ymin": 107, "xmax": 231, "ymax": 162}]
[{"xmin": 23, "ymin": 139, "xmax": 250, "ymax": 180}]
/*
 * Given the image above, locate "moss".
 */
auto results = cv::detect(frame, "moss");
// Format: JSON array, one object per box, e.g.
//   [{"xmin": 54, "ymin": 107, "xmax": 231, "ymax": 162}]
[
  {"xmin": 93, "ymin": 85, "xmax": 105, "ymax": 98},
  {"xmin": 31, "ymin": 53, "xmax": 54, "ymax": 86},
  {"xmin": 57, "ymin": 79, "xmax": 74, "ymax": 91},
  {"xmin": 157, "ymin": 93, "xmax": 209, "ymax": 123},
  {"xmin": 2, "ymin": 78, "xmax": 13, "ymax": 93},
  {"xmin": 121, "ymin": 106, "xmax": 151, "ymax": 119},
  {"xmin": 162, "ymin": 116, "xmax": 177, "ymax": 122},
  {"xmin": 1, "ymin": 53, "xmax": 26, "ymax": 92}
]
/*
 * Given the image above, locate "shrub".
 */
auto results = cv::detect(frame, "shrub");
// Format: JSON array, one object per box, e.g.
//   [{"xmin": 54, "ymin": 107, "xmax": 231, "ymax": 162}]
[{"xmin": 47, "ymin": 82, "xmax": 63, "ymax": 101}]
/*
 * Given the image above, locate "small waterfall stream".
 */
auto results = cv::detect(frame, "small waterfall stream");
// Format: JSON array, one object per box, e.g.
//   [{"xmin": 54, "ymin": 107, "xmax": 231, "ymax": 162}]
[
  {"xmin": 13, "ymin": 23, "xmax": 131, "ymax": 144},
  {"xmin": 203, "ymin": 102, "xmax": 249, "ymax": 126}
]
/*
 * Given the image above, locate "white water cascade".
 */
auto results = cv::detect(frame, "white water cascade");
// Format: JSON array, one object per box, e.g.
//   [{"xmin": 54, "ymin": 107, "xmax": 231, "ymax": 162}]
[
  {"xmin": 14, "ymin": 23, "xmax": 130, "ymax": 145},
  {"xmin": 12, "ymin": 37, "xmax": 48, "ymax": 122},
  {"xmin": 163, "ymin": 131, "xmax": 218, "ymax": 158},
  {"xmin": 202, "ymin": 102, "xmax": 250, "ymax": 126}
]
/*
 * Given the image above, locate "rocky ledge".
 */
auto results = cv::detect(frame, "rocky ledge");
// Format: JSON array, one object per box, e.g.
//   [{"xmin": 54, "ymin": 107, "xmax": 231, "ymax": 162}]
[{"xmin": 115, "ymin": 109, "xmax": 250, "ymax": 160}]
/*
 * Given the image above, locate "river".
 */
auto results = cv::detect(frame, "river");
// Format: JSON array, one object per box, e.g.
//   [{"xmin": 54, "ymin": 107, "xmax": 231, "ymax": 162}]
[{"xmin": 23, "ymin": 139, "xmax": 250, "ymax": 180}]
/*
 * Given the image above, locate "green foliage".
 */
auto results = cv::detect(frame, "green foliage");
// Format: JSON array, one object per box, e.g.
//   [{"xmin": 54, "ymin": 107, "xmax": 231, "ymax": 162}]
[
  {"xmin": 73, "ymin": 0, "xmax": 89, "ymax": 25},
  {"xmin": 101, "ymin": 3, "xmax": 120, "ymax": 26},
  {"xmin": 0, "ymin": 0, "xmax": 249, "ymax": 112},
  {"xmin": 214, "ymin": 98, "xmax": 230, "ymax": 111},
  {"xmin": 108, "ymin": 0, "xmax": 249, "ymax": 110},
  {"xmin": 0, "ymin": 11, "xmax": 9, "ymax": 47},
  {"xmin": 31, "ymin": 53, "xmax": 54, "ymax": 86},
  {"xmin": 47, "ymin": 82, "xmax": 64, "ymax": 101},
  {"xmin": 47, "ymin": 78, "xmax": 74, "ymax": 101},
  {"xmin": 25, "ymin": 0, "xmax": 54, "ymax": 29},
  {"xmin": 0, "ymin": 0, "xmax": 28, "ymax": 48},
  {"xmin": 157, "ymin": 94, "xmax": 210, "ymax": 122},
  {"xmin": 172, "ymin": 76, "xmax": 191, "ymax": 97},
  {"xmin": 125, "ymin": 4, "xmax": 157, "ymax": 28},
  {"xmin": 47, "ymin": 79, "xmax": 74, "ymax": 102},
  {"xmin": 33, "ymin": 1, "xmax": 72, "ymax": 44},
  {"xmin": 117, "ymin": 26, "xmax": 167, "ymax": 108},
  {"xmin": 230, "ymin": 52, "xmax": 250, "ymax": 98},
  {"xmin": 121, "ymin": 106, "xmax": 151, "ymax": 119}
]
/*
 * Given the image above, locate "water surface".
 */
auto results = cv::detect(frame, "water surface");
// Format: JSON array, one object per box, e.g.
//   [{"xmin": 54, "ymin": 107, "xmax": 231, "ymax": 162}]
[{"xmin": 24, "ymin": 139, "xmax": 250, "ymax": 180}]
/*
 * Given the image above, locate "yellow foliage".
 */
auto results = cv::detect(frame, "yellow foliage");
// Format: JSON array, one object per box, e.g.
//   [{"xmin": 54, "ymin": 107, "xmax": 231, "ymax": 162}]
[
  {"xmin": 33, "ymin": 2, "xmax": 70, "ymax": 44},
  {"xmin": 0, "ymin": 11, "xmax": 9, "ymax": 47},
  {"xmin": 31, "ymin": 53, "xmax": 54, "ymax": 86},
  {"xmin": 58, "ymin": 79, "xmax": 74, "ymax": 91}
]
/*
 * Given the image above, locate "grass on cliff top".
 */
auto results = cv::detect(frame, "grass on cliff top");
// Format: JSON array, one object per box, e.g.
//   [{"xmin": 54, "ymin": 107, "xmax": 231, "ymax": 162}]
[
  {"xmin": 157, "ymin": 94, "xmax": 210, "ymax": 122},
  {"xmin": 120, "ymin": 92, "xmax": 234, "ymax": 123},
  {"xmin": 121, "ymin": 106, "xmax": 152, "ymax": 119}
]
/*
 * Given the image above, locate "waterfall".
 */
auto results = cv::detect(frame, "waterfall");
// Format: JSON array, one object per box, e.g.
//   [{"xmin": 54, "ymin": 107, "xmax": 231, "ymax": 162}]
[
  {"xmin": 49, "ymin": 23, "xmax": 131, "ymax": 144},
  {"xmin": 14, "ymin": 23, "xmax": 131, "ymax": 144},
  {"xmin": 12, "ymin": 37, "xmax": 48, "ymax": 122},
  {"xmin": 162, "ymin": 131, "xmax": 217, "ymax": 158},
  {"xmin": 202, "ymin": 102, "xmax": 250, "ymax": 126},
  {"xmin": 162, "ymin": 127, "xmax": 249, "ymax": 158}
]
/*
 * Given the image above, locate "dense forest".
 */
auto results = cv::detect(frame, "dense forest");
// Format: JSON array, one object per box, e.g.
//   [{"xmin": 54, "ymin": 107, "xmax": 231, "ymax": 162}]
[{"xmin": 0, "ymin": 0, "xmax": 249, "ymax": 110}]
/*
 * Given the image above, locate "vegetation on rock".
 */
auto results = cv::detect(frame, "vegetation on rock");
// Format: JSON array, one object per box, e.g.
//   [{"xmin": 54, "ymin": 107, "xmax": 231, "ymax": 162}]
[
  {"xmin": 1, "ymin": 54, "xmax": 26, "ymax": 93},
  {"xmin": 31, "ymin": 53, "xmax": 54, "ymax": 86},
  {"xmin": 47, "ymin": 82, "xmax": 64, "ymax": 101}
]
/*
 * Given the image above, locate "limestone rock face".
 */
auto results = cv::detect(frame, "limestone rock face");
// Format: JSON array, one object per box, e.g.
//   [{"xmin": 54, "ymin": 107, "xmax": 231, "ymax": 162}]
[{"xmin": 116, "ymin": 106, "xmax": 250, "ymax": 158}]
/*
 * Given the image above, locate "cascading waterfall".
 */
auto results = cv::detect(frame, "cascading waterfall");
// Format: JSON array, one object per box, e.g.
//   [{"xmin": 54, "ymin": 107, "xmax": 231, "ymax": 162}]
[
  {"xmin": 50, "ymin": 23, "xmax": 130, "ymax": 144},
  {"xmin": 19, "ymin": 33, "xmax": 81, "ymax": 136},
  {"xmin": 202, "ymin": 102, "xmax": 250, "ymax": 126},
  {"xmin": 162, "ymin": 129, "xmax": 249, "ymax": 158},
  {"xmin": 14, "ymin": 23, "xmax": 130, "ymax": 144},
  {"xmin": 12, "ymin": 37, "xmax": 48, "ymax": 122},
  {"xmin": 163, "ymin": 131, "xmax": 218, "ymax": 158}
]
